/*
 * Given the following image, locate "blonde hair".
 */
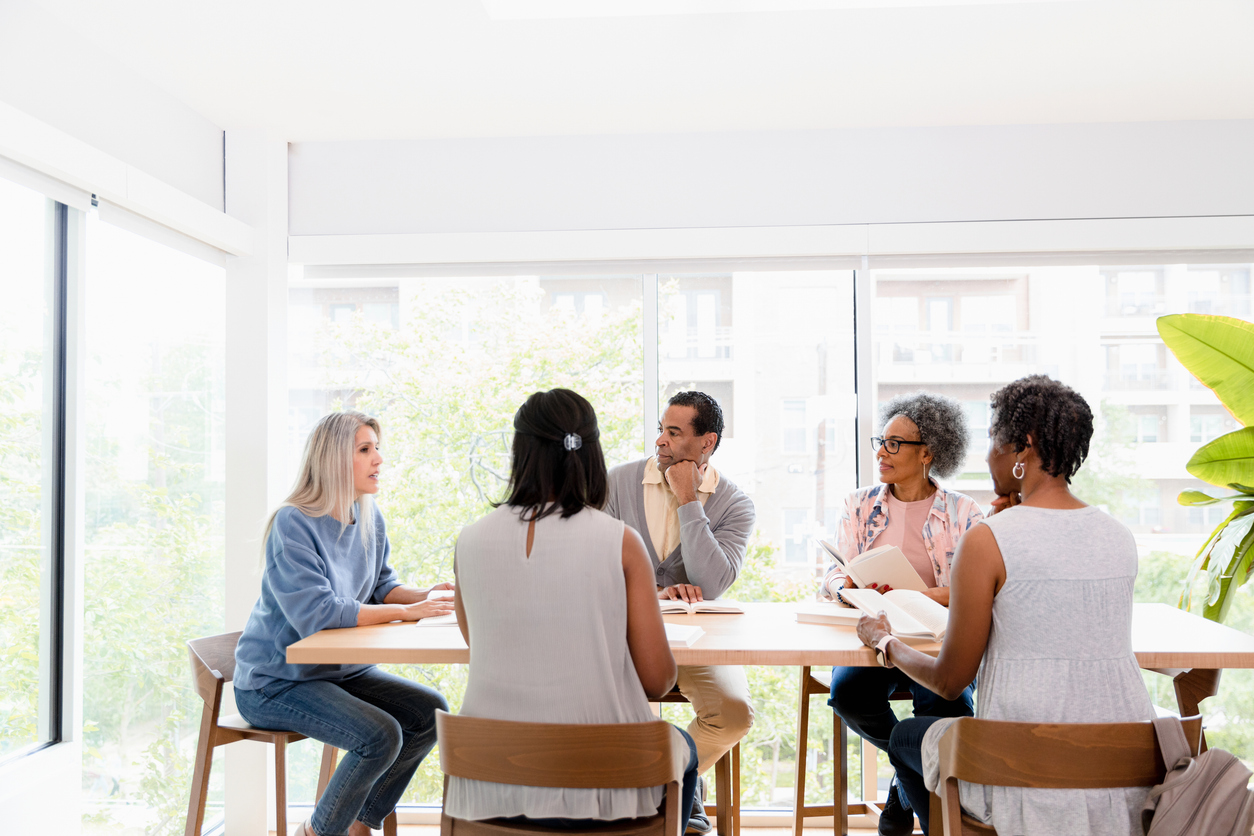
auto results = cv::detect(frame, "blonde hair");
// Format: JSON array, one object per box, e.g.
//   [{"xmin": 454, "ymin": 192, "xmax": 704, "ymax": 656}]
[{"xmin": 264, "ymin": 410, "xmax": 382, "ymax": 552}]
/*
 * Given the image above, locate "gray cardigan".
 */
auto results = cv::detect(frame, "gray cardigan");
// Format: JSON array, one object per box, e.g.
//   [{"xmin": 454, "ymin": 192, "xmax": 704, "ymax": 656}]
[{"xmin": 604, "ymin": 459, "xmax": 756, "ymax": 600}]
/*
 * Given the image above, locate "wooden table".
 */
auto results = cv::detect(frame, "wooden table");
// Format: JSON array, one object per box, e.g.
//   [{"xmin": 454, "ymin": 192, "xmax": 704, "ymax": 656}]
[{"xmin": 287, "ymin": 601, "xmax": 1254, "ymax": 830}]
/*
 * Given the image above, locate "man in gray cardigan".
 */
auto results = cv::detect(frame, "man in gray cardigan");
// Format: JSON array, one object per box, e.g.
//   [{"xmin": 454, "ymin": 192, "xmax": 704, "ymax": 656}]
[{"xmin": 605, "ymin": 391, "xmax": 755, "ymax": 833}]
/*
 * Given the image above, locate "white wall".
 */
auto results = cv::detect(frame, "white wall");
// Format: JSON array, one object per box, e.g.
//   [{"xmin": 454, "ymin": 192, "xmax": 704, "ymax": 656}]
[
  {"xmin": 0, "ymin": 0, "xmax": 224, "ymax": 210},
  {"xmin": 289, "ymin": 120, "xmax": 1254, "ymax": 237}
]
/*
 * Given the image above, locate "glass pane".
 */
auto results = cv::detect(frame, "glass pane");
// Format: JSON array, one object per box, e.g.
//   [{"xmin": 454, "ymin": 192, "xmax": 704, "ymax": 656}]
[
  {"xmin": 656, "ymin": 270, "xmax": 858, "ymax": 809},
  {"xmin": 871, "ymin": 262, "xmax": 1254, "ymax": 771},
  {"xmin": 287, "ymin": 273, "xmax": 645, "ymax": 805},
  {"xmin": 0, "ymin": 177, "xmax": 57, "ymax": 759},
  {"xmin": 82, "ymin": 215, "xmax": 226, "ymax": 834}
]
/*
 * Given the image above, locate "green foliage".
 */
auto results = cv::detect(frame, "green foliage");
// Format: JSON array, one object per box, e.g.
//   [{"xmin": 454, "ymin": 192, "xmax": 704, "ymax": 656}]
[
  {"xmin": 1157, "ymin": 313, "xmax": 1254, "ymax": 623},
  {"xmin": 1156, "ymin": 314, "xmax": 1254, "ymax": 425}
]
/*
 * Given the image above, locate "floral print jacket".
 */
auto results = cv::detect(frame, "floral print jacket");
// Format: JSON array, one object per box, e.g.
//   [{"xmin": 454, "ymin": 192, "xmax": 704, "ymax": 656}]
[{"xmin": 821, "ymin": 482, "xmax": 984, "ymax": 593}]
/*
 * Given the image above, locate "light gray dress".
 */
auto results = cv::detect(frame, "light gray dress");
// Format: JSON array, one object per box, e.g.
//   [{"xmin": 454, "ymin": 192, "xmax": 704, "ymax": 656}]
[
  {"xmin": 445, "ymin": 505, "xmax": 662, "ymax": 821},
  {"xmin": 921, "ymin": 505, "xmax": 1155, "ymax": 836}
]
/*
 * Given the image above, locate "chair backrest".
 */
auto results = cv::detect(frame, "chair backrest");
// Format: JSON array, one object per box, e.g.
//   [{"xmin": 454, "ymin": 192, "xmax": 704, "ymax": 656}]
[
  {"xmin": 187, "ymin": 631, "xmax": 243, "ymax": 706},
  {"xmin": 937, "ymin": 715, "xmax": 1204, "ymax": 789},
  {"xmin": 436, "ymin": 711, "xmax": 688, "ymax": 790}
]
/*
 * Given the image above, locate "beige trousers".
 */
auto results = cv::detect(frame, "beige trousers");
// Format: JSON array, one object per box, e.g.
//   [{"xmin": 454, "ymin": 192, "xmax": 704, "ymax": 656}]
[{"xmin": 675, "ymin": 664, "xmax": 754, "ymax": 774}]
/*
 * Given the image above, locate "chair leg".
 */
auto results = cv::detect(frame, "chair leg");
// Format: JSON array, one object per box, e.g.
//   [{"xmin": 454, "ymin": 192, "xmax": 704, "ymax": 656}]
[
  {"xmin": 317, "ymin": 745, "xmax": 339, "ymax": 801},
  {"xmin": 715, "ymin": 750, "xmax": 731, "ymax": 835},
  {"xmin": 184, "ymin": 709, "xmax": 216, "ymax": 836},
  {"xmin": 383, "ymin": 810, "xmax": 398, "ymax": 836},
  {"xmin": 835, "ymin": 716, "xmax": 848, "ymax": 836},
  {"xmin": 276, "ymin": 739, "xmax": 289, "ymax": 836},
  {"xmin": 793, "ymin": 666, "xmax": 812, "ymax": 836},
  {"xmin": 732, "ymin": 743, "xmax": 741, "ymax": 836}
]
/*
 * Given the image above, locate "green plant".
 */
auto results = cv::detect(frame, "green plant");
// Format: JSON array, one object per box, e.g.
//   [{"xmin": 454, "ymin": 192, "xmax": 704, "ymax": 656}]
[{"xmin": 1157, "ymin": 314, "xmax": 1254, "ymax": 622}]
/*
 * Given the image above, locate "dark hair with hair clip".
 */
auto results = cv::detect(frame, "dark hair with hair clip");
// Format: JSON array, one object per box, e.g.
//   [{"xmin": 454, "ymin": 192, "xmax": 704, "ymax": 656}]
[
  {"xmin": 988, "ymin": 374, "xmax": 1094, "ymax": 483},
  {"xmin": 666, "ymin": 390, "xmax": 726, "ymax": 452},
  {"xmin": 499, "ymin": 388, "xmax": 607, "ymax": 521}
]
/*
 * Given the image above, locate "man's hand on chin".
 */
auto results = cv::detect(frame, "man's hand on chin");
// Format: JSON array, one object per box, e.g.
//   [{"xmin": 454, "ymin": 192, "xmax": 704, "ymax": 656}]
[{"xmin": 664, "ymin": 459, "xmax": 703, "ymax": 504}]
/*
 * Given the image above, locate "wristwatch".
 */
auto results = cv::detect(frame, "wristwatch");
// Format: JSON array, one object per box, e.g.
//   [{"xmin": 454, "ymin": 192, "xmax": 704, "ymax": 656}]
[{"xmin": 874, "ymin": 635, "xmax": 895, "ymax": 669}]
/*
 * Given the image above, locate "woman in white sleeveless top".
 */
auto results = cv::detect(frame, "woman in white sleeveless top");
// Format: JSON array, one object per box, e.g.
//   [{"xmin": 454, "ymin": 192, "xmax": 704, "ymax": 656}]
[
  {"xmin": 449, "ymin": 388, "xmax": 700, "ymax": 827},
  {"xmin": 855, "ymin": 375, "xmax": 1154, "ymax": 836}
]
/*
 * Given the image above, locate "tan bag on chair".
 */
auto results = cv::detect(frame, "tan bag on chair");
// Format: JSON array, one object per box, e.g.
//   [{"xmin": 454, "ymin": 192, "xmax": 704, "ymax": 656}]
[{"xmin": 1141, "ymin": 716, "xmax": 1254, "ymax": 836}]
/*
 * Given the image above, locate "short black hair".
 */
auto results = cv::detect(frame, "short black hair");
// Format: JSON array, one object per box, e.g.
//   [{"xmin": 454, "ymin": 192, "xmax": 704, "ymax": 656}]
[
  {"xmin": 667, "ymin": 391, "xmax": 725, "ymax": 452},
  {"xmin": 500, "ymin": 389, "xmax": 607, "ymax": 521},
  {"xmin": 879, "ymin": 391, "xmax": 970, "ymax": 480},
  {"xmin": 989, "ymin": 375, "xmax": 1094, "ymax": 483}
]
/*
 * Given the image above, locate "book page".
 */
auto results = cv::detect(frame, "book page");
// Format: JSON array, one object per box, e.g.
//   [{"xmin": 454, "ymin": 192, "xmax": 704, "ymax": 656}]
[
  {"xmin": 841, "ymin": 588, "xmax": 940, "ymax": 640},
  {"xmin": 883, "ymin": 590, "xmax": 949, "ymax": 640},
  {"xmin": 845, "ymin": 545, "xmax": 929, "ymax": 592}
]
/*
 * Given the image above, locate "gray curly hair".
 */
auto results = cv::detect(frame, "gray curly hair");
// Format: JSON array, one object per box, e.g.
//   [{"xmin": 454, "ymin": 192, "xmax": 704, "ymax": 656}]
[{"xmin": 879, "ymin": 391, "xmax": 970, "ymax": 480}]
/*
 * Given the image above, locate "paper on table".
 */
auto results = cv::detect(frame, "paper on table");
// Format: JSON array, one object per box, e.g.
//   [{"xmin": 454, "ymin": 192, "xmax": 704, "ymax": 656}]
[{"xmin": 415, "ymin": 613, "xmax": 458, "ymax": 627}]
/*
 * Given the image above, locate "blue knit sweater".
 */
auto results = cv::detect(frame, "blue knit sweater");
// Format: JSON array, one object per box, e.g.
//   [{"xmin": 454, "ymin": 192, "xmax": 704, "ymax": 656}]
[{"xmin": 234, "ymin": 504, "xmax": 402, "ymax": 690}]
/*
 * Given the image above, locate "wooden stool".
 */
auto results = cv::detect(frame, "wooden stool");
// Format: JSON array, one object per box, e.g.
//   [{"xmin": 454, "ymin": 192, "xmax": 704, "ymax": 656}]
[
  {"xmin": 791, "ymin": 666, "xmax": 913, "ymax": 836},
  {"xmin": 652, "ymin": 688, "xmax": 742, "ymax": 836},
  {"xmin": 184, "ymin": 631, "xmax": 397, "ymax": 836}
]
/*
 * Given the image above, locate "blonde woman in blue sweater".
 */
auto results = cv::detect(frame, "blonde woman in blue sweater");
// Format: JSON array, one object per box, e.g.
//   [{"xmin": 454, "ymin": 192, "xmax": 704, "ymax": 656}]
[{"xmin": 234, "ymin": 411, "xmax": 453, "ymax": 836}]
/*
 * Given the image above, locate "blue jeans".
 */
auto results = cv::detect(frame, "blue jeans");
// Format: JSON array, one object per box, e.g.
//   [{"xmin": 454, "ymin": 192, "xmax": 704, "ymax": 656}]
[
  {"xmin": 508, "ymin": 726, "xmax": 701, "ymax": 832},
  {"xmin": 887, "ymin": 716, "xmax": 945, "ymax": 835},
  {"xmin": 827, "ymin": 666, "xmax": 974, "ymax": 807},
  {"xmin": 236, "ymin": 668, "xmax": 448, "ymax": 836}
]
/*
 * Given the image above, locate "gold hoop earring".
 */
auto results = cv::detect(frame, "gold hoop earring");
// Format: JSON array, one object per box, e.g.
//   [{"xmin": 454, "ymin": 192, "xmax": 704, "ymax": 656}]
[{"xmin": 1012, "ymin": 461, "xmax": 1026, "ymax": 480}]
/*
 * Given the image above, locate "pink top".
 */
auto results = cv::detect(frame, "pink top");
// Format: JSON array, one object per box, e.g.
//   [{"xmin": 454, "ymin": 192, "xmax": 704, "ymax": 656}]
[
  {"xmin": 821, "ymin": 482, "xmax": 984, "ymax": 597},
  {"xmin": 881, "ymin": 490, "xmax": 938, "ymax": 588}
]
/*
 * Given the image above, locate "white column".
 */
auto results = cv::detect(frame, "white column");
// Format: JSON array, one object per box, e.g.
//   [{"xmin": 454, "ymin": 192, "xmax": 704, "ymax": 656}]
[{"xmin": 224, "ymin": 130, "xmax": 288, "ymax": 836}]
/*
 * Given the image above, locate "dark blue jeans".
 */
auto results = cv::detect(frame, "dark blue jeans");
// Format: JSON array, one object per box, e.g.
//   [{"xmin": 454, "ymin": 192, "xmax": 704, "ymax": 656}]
[
  {"xmin": 887, "ymin": 716, "xmax": 946, "ymax": 835},
  {"xmin": 827, "ymin": 666, "xmax": 974, "ymax": 808},
  {"xmin": 509, "ymin": 726, "xmax": 700, "ymax": 832},
  {"xmin": 235, "ymin": 668, "xmax": 448, "ymax": 836}
]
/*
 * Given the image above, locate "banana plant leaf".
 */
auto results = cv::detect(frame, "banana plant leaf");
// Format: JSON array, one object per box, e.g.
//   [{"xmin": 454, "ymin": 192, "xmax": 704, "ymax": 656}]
[
  {"xmin": 1158, "ymin": 314, "xmax": 1254, "ymax": 425},
  {"xmin": 1177, "ymin": 488, "xmax": 1254, "ymax": 506},
  {"xmin": 1180, "ymin": 500, "xmax": 1254, "ymax": 610},
  {"xmin": 1203, "ymin": 519, "xmax": 1254, "ymax": 622},
  {"xmin": 1185, "ymin": 427, "xmax": 1254, "ymax": 489}
]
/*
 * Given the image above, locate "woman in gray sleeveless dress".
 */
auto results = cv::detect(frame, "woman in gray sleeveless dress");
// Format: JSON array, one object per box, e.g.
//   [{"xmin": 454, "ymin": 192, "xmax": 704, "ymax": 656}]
[
  {"xmin": 854, "ymin": 375, "xmax": 1154, "ymax": 836},
  {"xmin": 449, "ymin": 388, "xmax": 700, "ymax": 827}
]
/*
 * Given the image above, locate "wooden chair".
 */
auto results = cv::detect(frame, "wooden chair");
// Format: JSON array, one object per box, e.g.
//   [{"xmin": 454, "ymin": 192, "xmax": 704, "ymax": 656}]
[
  {"xmin": 184, "ymin": 631, "xmax": 397, "ymax": 836},
  {"xmin": 436, "ymin": 710, "xmax": 690, "ymax": 836},
  {"xmin": 792, "ymin": 666, "xmax": 914, "ymax": 836},
  {"xmin": 653, "ymin": 687, "xmax": 741, "ymax": 836},
  {"xmin": 928, "ymin": 715, "xmax": 1203, "ymax": 836}
]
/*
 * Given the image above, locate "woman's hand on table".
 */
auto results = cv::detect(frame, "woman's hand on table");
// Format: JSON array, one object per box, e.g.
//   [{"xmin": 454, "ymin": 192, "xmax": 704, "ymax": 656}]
[
  {"xmin": 856, "ymin": 610, "xmax": 893, "ymax": 647},
  {"xmin": 421, "ymin": 581, "xmax": 455, "ymax": 601},
  {"xmin": 398, "ymin": 598, "xmax": 456, "ymax": 622}
]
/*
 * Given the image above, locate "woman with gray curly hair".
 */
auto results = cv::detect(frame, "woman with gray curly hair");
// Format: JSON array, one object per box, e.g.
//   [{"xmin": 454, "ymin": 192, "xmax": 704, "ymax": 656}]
[{"xmin": 818, "ymin": 391, "xmax": 984, "ymax": 836}]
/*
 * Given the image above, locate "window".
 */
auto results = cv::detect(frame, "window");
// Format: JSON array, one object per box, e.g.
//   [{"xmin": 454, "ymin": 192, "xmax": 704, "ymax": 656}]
[
  {"xmin": 1134, "ymin": 412, "xmax": 1162, "ymax": 444},
  {"xmin": 0, "ymin": 177, "xmax": 61, "ymax": 761},
  {"xmin": 783, "ymin": 508, "xmax": 810, "ymax": 564},
  {"xmin": 82, "ymin": 214, "xmax": 226, "ymax": 832},
  {"xmin": 781, "ymin": 399, "xmax": 808, "ymax": 455},
  {"xmin": 1191, "ymin": 412, "xmax": 1225, "ymax": 444}
]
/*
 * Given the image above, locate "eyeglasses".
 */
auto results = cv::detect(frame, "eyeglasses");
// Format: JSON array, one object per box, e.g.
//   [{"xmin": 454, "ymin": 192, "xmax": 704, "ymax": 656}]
[{"xmin": 871, "ymin": 437, "xmax": 927, "ymax": 454}]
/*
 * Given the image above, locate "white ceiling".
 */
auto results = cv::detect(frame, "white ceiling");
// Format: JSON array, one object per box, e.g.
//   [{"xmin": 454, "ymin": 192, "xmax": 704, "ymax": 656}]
[{"xmin": 33, "ymin": 0, "xmax": 1254, "ymax": 141}]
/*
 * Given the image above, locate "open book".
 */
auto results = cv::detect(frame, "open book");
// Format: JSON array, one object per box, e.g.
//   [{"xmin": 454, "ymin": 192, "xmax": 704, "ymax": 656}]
[
  {"xmin": 664, "ymin": 623, "xmax": 705, "ymax": 647},
  {"xmin": 794, "ymin": 601, "xmax": 863, "ymax": 626},
  {"xmin": 840, "ymin": 588, "xmax": 948, "ymax": 641},
  {"xmin": 820, "ymin": 540, "xmax": 929, "ymax": 593},
  {"xmin": 658, "ymin": 598, "xmax": 744, "ymax": 615}
]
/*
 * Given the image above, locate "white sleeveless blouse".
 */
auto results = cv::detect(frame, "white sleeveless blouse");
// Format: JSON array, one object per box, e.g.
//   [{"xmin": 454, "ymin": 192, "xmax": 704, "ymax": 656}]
[
  {"xmin": 445, "ymin": 505, "xmax": 662, "ymax": 821},
  {"xmin": 922, "ymin": 505, "xmax": 1155, "ymax": 835}
]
